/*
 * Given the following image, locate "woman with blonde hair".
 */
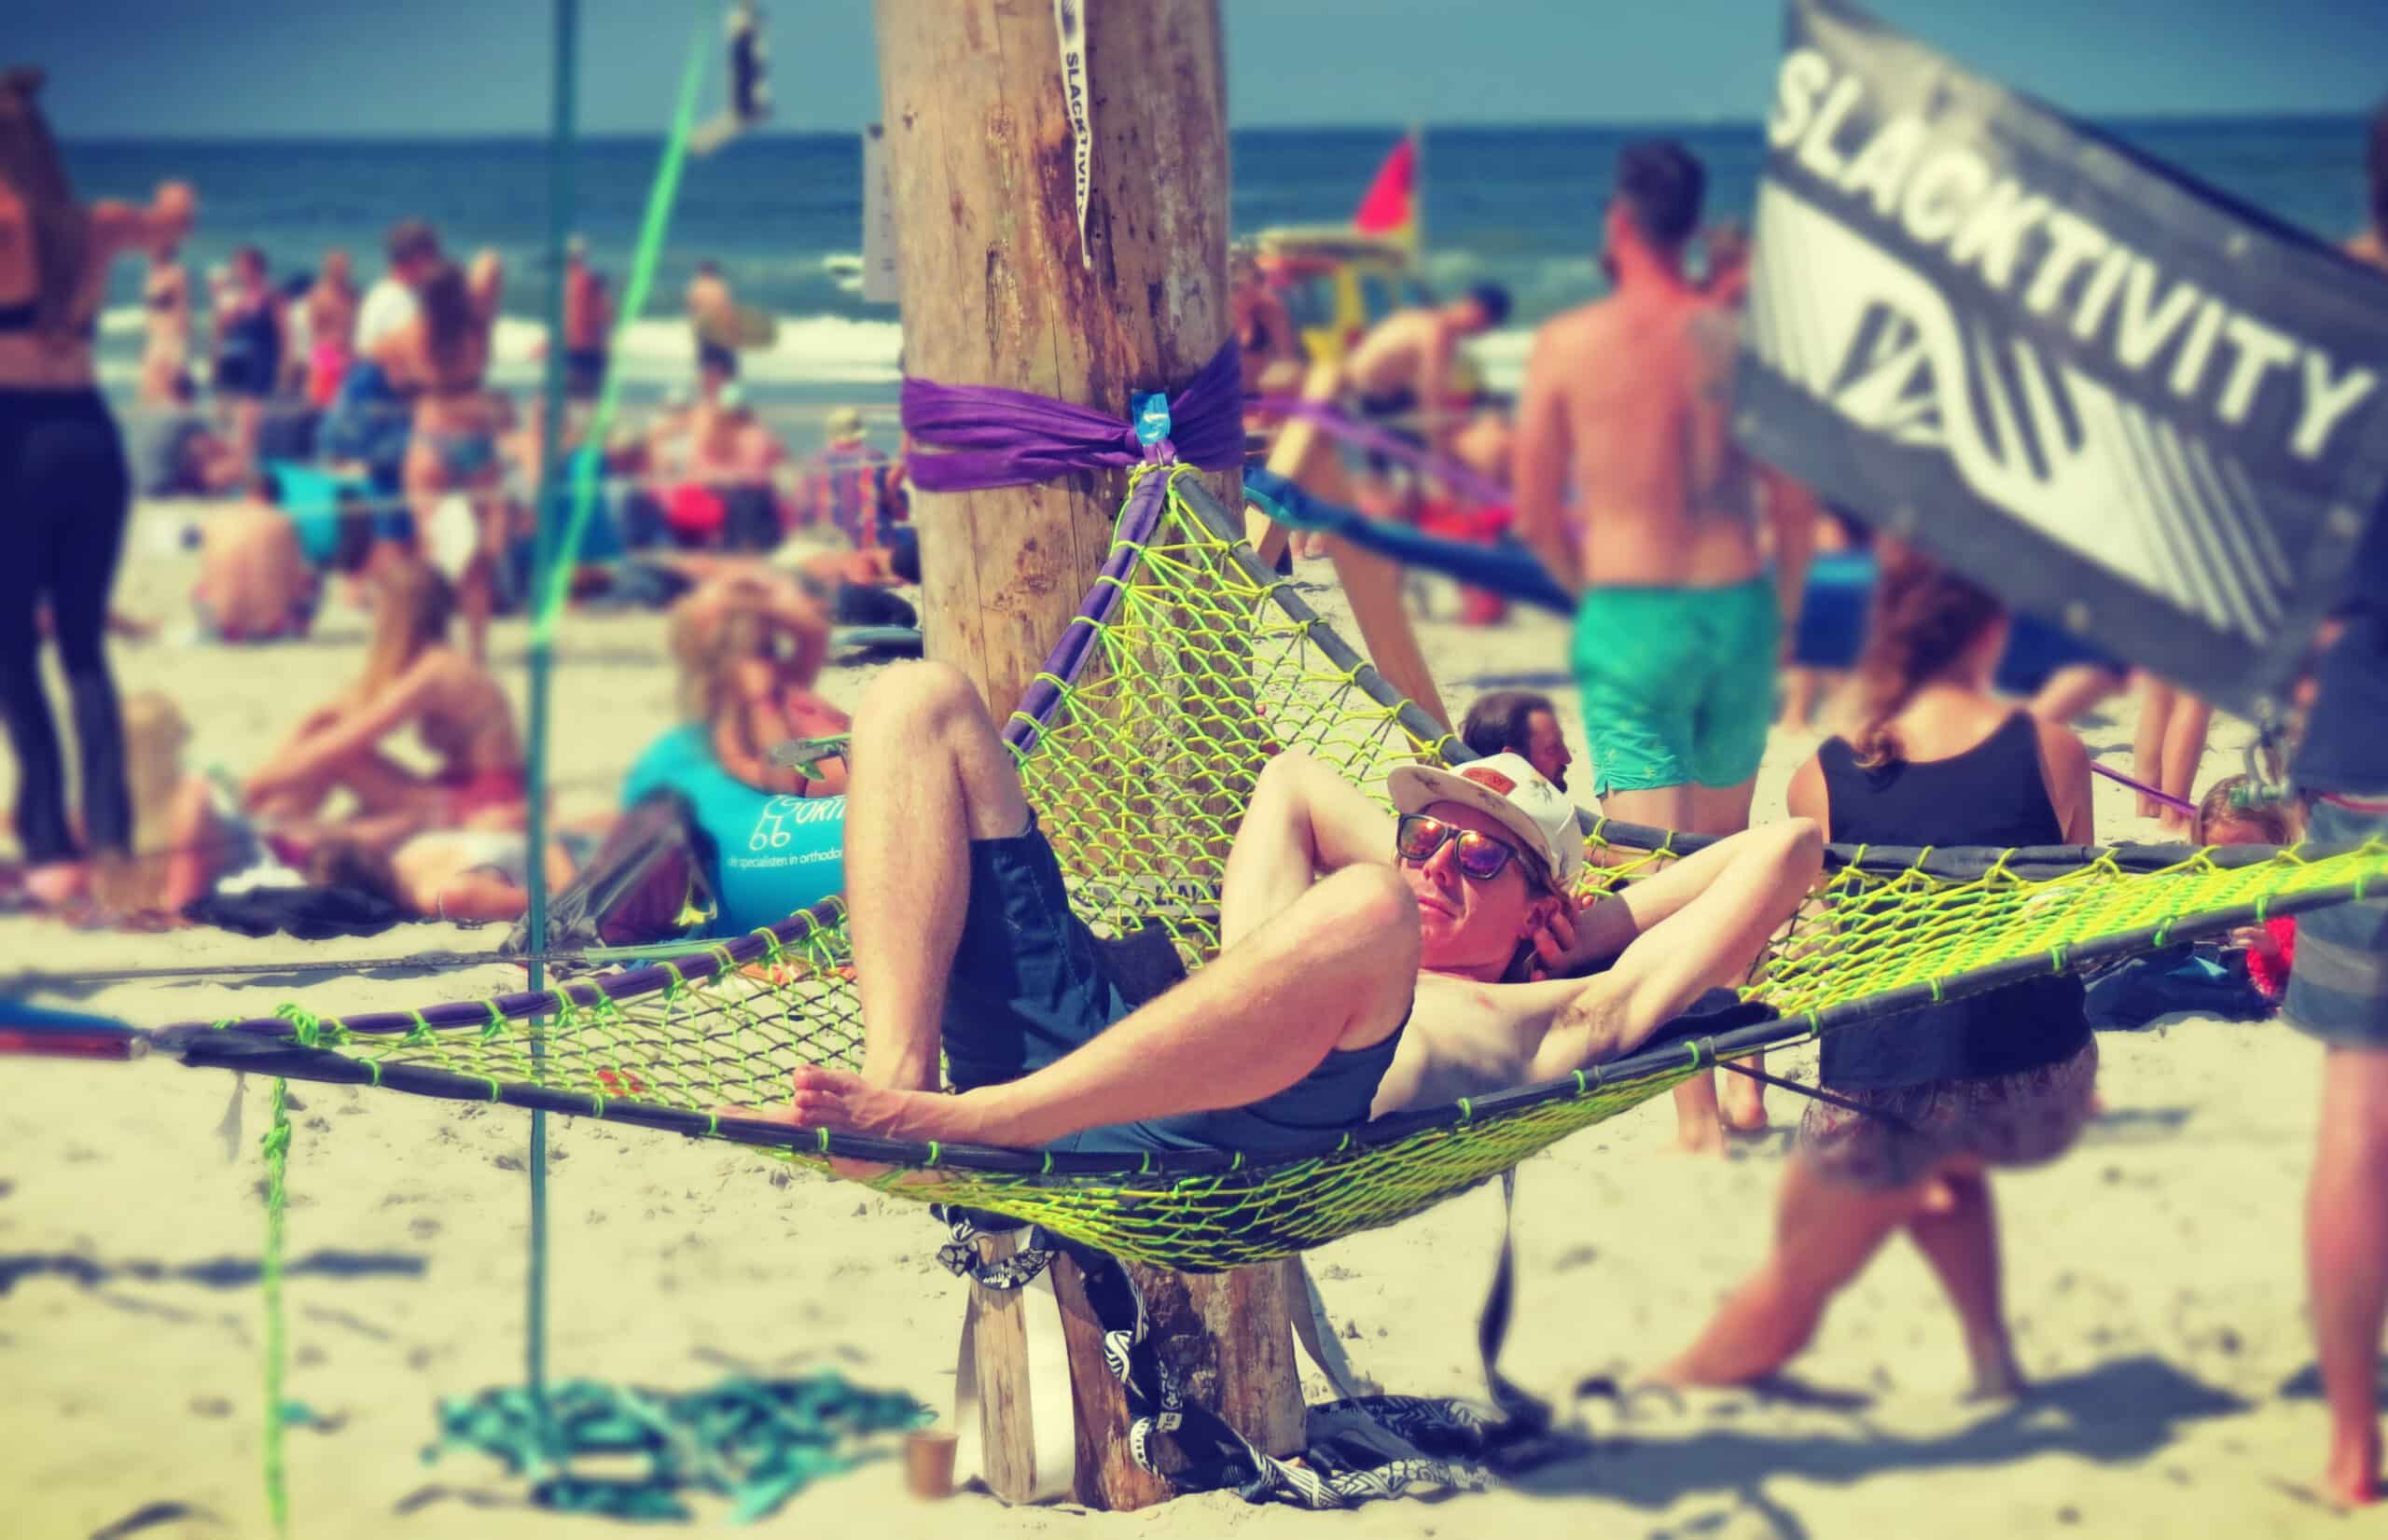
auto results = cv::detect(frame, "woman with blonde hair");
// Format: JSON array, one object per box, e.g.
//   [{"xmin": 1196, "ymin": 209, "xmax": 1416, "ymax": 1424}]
[
  {"xmin": 1, "ymin": 67, "xmax": 193, "ymax": 902},
  {"xmin": 669, "ymin": 575, "xmax": 849, "ymax": 797},
  {"xmin": 1659, "ymin": 544, "xmax": 2097, "ymax": 1398},
  {"xmin": 243, "ymin": 561, "xmax": 527, "ymax": 840}
]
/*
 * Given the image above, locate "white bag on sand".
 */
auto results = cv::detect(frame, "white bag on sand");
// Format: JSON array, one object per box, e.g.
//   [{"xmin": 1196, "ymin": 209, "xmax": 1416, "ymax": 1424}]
[{"xmin": 426, "ymin": 494, "xmax": 479, "ymax": 583}]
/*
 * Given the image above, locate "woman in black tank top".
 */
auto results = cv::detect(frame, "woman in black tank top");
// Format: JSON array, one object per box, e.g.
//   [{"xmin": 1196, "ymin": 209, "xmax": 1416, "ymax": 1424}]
[{"xmin": 1658, "ymin": 546, "xmax": 2097, "ymax": 1399}]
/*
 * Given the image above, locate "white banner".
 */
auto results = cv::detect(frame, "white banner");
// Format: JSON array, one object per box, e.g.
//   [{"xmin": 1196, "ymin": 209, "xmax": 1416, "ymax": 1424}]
[{"xmin": 1054, "ymin": 0, "xmax": 1093, "ymax": 269}]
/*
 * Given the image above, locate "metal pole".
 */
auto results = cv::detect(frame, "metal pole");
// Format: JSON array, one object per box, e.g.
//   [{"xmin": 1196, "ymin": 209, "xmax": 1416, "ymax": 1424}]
[{"xmin": 522, "ymin": 0, "xmax": 579, "ymax": 1398}]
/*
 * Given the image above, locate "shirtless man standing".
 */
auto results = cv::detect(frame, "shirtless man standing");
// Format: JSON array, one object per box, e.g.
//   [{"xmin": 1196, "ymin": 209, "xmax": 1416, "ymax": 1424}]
[
  {"xmin": 562, "ymin": 237, "xmax": 613, "ymax": 404},
  {"xmin": 1512, "ymin": 139, "xmax": 1817, "ymax": 1149},
  {"xmin": 726, "ymin": 660, "xmax": 1820, "ymax": 1159}
]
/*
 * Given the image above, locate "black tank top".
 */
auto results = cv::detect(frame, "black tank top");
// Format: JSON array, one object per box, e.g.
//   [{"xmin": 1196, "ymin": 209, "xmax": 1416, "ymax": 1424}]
[{"xmin": 1816, "ymin": 711, "xmax": 2090, "ymax": 1090}]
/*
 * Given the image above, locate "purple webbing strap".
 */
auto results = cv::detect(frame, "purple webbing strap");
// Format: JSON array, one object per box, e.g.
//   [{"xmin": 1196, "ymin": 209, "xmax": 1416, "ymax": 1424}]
[
  {"xmin": 2092, "ymin": 759, "xmax": 2198, "ymax": 817},
  {"xmin": 1002, "ymin": 464, "xmax": 1183, "ymax": 753},
  {"xmin": 901, "ymin": 339, "xmax": 1244, "ymax": 492},
  {"xmin": 1245, "ymin": 394, "xmax": 1510, "ymax": 509},
  {"xmin": 899, "ymin": 338, "xmax": 1244, "ymax": 750}
]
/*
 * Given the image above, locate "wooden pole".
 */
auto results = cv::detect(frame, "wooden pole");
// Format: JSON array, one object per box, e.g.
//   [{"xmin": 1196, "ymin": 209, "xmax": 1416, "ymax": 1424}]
[{"xmin": 877, "ymin": 0, "xmax": 1302, "ymax": 1508}]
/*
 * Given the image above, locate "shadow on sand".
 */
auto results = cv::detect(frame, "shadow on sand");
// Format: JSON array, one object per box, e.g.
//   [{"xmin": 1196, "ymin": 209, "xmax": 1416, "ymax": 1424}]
[
  {"xmin": 1518, "ymin": 1355, "xmax": 2248, "ymax": 1538},
  {"xmin": 0, "ymin": 1248, "xmax": 424, "ymax": 1297}
]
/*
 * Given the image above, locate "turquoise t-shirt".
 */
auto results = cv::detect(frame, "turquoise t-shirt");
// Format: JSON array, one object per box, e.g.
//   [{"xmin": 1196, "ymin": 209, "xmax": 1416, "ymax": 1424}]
[{"xmin": 622, "ymin": 726, "xmax": 846, "ymax": 937}]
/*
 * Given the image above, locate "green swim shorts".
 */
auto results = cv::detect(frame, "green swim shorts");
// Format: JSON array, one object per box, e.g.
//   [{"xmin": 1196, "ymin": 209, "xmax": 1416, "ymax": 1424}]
[{"xmin": 1571, "ymin": 576, "xmax": 1780, "ymax": 796}]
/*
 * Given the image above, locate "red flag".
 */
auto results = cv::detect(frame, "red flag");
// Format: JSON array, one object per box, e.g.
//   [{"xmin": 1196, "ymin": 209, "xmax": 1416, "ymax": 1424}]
[{"xmin": 1353, "ymin": 134, "xmax": 1416, "ymax": 241}]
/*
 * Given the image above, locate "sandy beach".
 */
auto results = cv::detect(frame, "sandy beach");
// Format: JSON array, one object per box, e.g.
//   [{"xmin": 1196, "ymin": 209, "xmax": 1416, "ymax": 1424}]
[{"xmin": 1, "ymin": 503, "xmax": 2361, "ymax": 1539}]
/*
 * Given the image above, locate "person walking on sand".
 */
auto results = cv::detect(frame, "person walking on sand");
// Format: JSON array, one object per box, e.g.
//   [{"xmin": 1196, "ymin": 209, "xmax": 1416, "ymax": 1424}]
[
  {"xmin": 1654, "ymin": 548, "xmax": 2098, "ymax": 1400},
  {"xmin": 562, "ymin": 235, "xmax": 613, "ymax": 404},
  {"xmin": 0, "ymin": 67, "xmax": 194, "ymax": 905},
  {"xmin": 2282, "ymin": 94, "xmax": 2388, "ymax": 1510},
  {"xmin": 1510, "ymin": 137, "xmax": 1819, "ymax": 1151}
]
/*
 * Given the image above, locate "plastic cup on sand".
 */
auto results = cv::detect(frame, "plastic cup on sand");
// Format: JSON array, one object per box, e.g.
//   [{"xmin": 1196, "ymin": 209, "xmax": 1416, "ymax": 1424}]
[{"xmin": 906, "ymin": 1427, "xmax": 958, "ymax": 1500}]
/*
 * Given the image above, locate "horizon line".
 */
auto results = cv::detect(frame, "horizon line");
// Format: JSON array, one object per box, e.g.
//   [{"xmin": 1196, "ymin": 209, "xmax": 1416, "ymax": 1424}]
[{"xmin": 60, "ymin": 108, "xmax": 2369, "ymax": 147}]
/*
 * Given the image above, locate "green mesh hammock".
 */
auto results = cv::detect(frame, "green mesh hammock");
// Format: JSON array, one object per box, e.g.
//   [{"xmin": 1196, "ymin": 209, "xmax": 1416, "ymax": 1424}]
[{"xmin": 139, "ymin": 469, "xmax": 2387, "ymax": 1273}]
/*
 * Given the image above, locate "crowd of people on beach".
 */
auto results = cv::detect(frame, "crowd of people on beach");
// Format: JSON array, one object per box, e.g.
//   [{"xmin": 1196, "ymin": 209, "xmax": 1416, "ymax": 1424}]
[
  {"xmin": 0, "ymin": 66, "xmax": 907, "ymax": 940},
  {"xmin": 7, "ymin": 41, "xmax": 2388, "ymax": 1511}
]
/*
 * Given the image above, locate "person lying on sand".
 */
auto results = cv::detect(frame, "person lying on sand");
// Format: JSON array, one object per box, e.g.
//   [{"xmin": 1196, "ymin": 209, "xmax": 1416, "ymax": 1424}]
[
  {"xmin": 726, "ymin": 659, "xmax": 1819, "ymax": 1156},
  {"xmin": 243, "ymin": 562, "xmax": 527, "ymax": 846},
  {"xmin": 310, "ymin": 826, "xmax": 580, "ymax": 924}
]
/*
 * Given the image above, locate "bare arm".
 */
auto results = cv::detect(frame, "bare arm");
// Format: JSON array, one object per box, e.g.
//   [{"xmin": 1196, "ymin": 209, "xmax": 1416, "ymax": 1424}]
[
  {"xmin": 90, "ymin": 182, "xmax": 196, "ymax": 261},
  {"xmin": 1511, "ymin": 326, "xmax": 1579, "ymax": 595},
  {"xmin": 1784, "ymin": 752, "xmax": 1830, "ymax": 839},
  {"xmin": 1760, "ymin": 465, "xmax": 1820, "ymax": 633},
  {"xmin": 1217, "ymin": 750, "xmax": 1395, "ymax": 948},
  {"xmin": 2034, "ymin": 718, "xmax": 2097, "ymax": 845},
  {"xmin": 1527, "ymin": 819, "xmax": 1822, "ymax": 1081},
  {"xmin": 467, "ymin": 250, "xmax": 506, "ymax": 327},
  {"xmin": 1416, "ymin": 329, "xmax": 1454, "ymax": 451},
  {"xmin": 246, "ymin": 664, "xmax": 437, "ymax": 797}
]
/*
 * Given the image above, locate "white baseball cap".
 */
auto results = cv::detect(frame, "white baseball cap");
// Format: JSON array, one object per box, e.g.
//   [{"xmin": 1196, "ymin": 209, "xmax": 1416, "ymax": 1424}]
[{"xmin": 1386, "ymin": 753, "xmax": 1585, "ymax": 890}]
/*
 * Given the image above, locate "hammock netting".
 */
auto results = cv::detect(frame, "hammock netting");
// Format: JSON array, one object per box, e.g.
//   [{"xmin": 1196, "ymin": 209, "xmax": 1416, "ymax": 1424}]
[{"xmin": 149, "ymin": 470, "xmax": 2388, "ymax": 1272}]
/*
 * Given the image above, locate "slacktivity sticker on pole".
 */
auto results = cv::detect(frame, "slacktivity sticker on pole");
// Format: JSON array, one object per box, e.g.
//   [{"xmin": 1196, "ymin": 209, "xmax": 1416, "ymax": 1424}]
[{"xmin": 1736, "ymin": 0, "xmax": 2388, "ymax": 720}]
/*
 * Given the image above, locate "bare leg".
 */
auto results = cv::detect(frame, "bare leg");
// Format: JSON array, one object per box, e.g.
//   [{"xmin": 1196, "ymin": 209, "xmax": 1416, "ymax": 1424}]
[
  {"xmin": 1904, "ymin": 1164, "xmax": 2025, "ymax": 1398},
  {"xmin": 1777, "ymin": 665, "xmax": 1820, "ymax": 731},
  {"xmin": 1688, "ymin": 776, "xmax": 1768, "ymax": 1131},
  {"xmin": 2308, "ymin": 1046, "xmax": 2388, "ymax": 1506},
  {"xmin": 2131, "ymin": 673, "xmax": 2173, "ymax": 822},
  {"xmin": 1603, "ymin": 782, "xmax": 1726, "ymax": 1150},
  {"xmin": 2028, "ymin": 664, "xmax": 2124, "ymax": 726},
  {"xmin": 1652, "ymin": 1155, "xmax": 1919, "ymax": 1385},
  {"xmin": 2159, "ymin": 694, "xmax": 2214, "ymax": 837},
  {"xmin": 845, "ymin": 661, "xmax": 1032, "ymax": 1093}
]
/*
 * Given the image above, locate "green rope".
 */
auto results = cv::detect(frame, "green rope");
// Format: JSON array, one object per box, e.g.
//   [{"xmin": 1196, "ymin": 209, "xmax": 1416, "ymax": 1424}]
[
  {"xmin": 260, "ymin": 1077, "xmax": 294, "ymax": 1539},
  {"xmin": 425, "ymin": 1375, "xmax": 927, "ymax": 1522}
]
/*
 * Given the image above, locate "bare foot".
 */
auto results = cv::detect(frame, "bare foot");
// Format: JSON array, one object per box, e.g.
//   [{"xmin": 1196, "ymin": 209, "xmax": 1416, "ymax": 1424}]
[
  {"xmin": 1721, "ymin": 1081, "xmax": 1769, "ymax": 1135},
  {"xmin": 1964, "ymin": 1354, "xmax": 2029, "ymax": 1402},
  {"xmin": 2325, "ymin": 1422, "xmax": 2383, "ymax": 1507},
  {"xmin": 24, "ymin": 861, "xmax": 87, "ymax": 909},
  {"xmin": 1675, "ymin": 1118, "xmax": 1729, "ymax": 1156}
]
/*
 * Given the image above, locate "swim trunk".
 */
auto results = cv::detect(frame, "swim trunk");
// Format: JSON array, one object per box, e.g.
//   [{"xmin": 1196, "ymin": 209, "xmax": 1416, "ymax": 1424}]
[
  {"xmin": 1572, "ymin": 576, "xmax": 1779, "ymax": 795},
  {"xmin": 1798, "ymin": 1039, "xmax": 2099, "ymax": 1191},
  {"xmin": 1348, "ymin": 388, "xmax": 1423, "ymax": 484},
  {"xmin": 565, "ymin": 347, "xmax": 607, "ymax": 402},
  {"xmin": 436, "ymin": 767, "xmax": 529, "ymax": 824},
  {"xmin": 2284, "ymin": 794, "xmax": 2388, "ymax": 1049},
  {"xmin": 698, "ymin": 339, "xmax": 739, "ymax": 379},
  {"xmin": 940, "ymin": 816, "xmax": 1399, "ymax": 1156}
]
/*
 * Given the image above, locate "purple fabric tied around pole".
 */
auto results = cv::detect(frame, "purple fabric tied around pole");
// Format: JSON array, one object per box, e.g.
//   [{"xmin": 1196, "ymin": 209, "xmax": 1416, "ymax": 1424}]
[
  {"xmin": 900, "ymin": 338, "xmax": 1245, "ymax": 493},
  {"xmin": 900, "ymin": 340, "xmax": 1246, "ymax": 752}
]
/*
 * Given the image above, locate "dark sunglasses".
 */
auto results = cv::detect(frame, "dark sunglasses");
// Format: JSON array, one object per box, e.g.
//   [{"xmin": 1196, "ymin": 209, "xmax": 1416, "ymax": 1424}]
[{"xmin": 1395, "ymin": 812, "xmax": 1540, "ymax": 887}]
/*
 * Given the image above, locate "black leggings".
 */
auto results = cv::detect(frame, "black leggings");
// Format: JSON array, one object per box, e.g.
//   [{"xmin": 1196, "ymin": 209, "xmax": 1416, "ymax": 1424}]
[{"xmin": 0, "ymin": 389, "xmax": 132, "ymax": 865}]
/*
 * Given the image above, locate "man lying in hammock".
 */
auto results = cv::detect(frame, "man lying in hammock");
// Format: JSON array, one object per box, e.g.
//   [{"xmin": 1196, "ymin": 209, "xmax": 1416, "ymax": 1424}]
[{"xmin": 746, "ymin": 660, "xmax": 1821, "ymax": 1155}]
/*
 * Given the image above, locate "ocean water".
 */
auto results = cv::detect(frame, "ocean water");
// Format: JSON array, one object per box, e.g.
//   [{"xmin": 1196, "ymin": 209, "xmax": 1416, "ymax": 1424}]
[{"xmin": 63, "ymin": 118, "xmax": 2375, "ymax": 410}]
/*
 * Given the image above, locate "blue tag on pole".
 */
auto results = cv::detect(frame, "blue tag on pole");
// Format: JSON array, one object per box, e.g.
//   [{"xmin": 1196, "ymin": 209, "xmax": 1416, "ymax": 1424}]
[{"xmin": 1130, "ymin": 391, "xmax": 1173, "ymax": 449}]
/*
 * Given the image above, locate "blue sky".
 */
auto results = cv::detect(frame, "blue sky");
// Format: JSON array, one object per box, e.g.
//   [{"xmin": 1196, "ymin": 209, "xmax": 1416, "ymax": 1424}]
[{"xmin": 19, "ymin": 0, "xmax": 2384, "ymax": 138}]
